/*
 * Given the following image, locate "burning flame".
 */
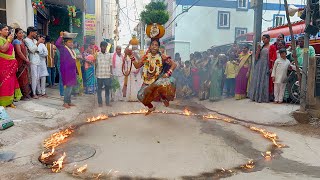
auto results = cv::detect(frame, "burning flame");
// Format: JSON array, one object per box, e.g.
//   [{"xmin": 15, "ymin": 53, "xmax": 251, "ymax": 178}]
[
  {"xmin": 249, "ymin": 126, "xmax": 286, "ymax": 148},
  {"xmin": 183, "ymin": 108, "xmax": 192, "ymax": 116},
  {"xmin": 40, "ymin": 147, "xmax": 55, "ymax": 160},
  {"xmin": 241, "ymin": 159, "xmax": 255, "ymax": 169},
  {"xmin": 44, "ymin": 128, "xmax": 74, "ymax": 149},
  {"xmin": 52, "ymin": 152, "xmax": 66, "ymax": 173},
  {"xmin": 203, "ymin": 114, "xmax": 234, "ymax": 123},
  {"xmin": 76, "ymin": 164, "xmax": 88, "ymax": 173},
  {"xmin": 87, "ymin": 114, "xmax": 108, "ymax": 123},
  {"xmin": 262, "ymin": 151, "xmax": 273, "ymax": 160}
]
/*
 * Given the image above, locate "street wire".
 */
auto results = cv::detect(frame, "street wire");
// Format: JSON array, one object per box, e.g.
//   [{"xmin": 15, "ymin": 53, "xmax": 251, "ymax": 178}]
[{"xmin": 165, "ymin": 0, "xmax": 201, "ymax": 29}]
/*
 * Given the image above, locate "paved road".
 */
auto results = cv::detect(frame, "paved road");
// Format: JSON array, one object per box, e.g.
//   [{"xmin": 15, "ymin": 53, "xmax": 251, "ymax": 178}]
[{"xmin": 0, "ymin": 89, "xmax": 320, "ymax": 179}]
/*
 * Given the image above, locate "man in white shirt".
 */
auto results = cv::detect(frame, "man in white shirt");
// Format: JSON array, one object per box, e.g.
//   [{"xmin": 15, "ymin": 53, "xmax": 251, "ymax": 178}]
[
  {"xmin": 96, "ymin": 41, "xmax": 113, "ymax": 107},
  {"xmin": 112, "ymin": 46, "xmax": 124, "ymax": 101},
  {"xmin": 24, "ymin": 27, "xmax": 41, "ymax": 99},
  {"xmin": 37, "ymin": 35, "xmax": 49, "ymax": 96}
]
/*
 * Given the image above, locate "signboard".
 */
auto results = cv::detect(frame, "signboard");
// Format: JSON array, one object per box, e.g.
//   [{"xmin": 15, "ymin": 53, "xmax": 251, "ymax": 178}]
[{"xmin": 85, "ymin": 14, "xmax": 96, "ymax": 36}]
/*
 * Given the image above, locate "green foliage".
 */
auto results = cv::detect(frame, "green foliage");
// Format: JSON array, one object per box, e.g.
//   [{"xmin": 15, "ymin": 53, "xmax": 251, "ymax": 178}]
[
  {"xmin": 140, "ymin": 1, "xmax": 169, "ymax": 25},
  {"xmin": 48, "ymin": 6, "xmax": 84, "ymax": 45}
]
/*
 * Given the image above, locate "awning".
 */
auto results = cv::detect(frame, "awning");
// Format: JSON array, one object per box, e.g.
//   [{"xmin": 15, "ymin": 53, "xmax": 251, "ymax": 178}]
[{"xmin": 43, "ymin": 0, "xmax": 85, "ymax": 11}]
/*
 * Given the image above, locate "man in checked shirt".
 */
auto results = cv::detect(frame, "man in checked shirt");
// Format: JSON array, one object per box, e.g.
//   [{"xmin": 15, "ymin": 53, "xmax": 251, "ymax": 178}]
[{"xmin": 95, "ymin": 41, "xmax": 113, "ymax": 107}]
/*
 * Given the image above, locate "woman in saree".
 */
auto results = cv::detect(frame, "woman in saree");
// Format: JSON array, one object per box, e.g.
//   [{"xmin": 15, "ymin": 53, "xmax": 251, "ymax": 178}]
[
  {"xmin": 13, "ymin": 28, "xmax": 31, "ymax": 100},
  {"xmin": 249, "ymin": 34, "xmax": 272, "ymax": 103},
  {"xmin": 125, "ymin": 39, "xmax": 177, "ymax": 115},
  {"xmin": 73, "ymin": 41, "xmax": 84, "ymax": 95},
  {"xmin": 84, "ymin": 48, "xmax": 96, "ymax": 94},
  {"xmin": 198, "ymin": 52, "xmax": 210, "ymax": 100},
  {"xmin": 181, "ymin": 61, "xmax": 193, "ymax": 98},
  {"xmin": 0, "ymin": 24, "xmax": 22, "ymax": 107},
  {"xmin": 209, "ymin": 54, "xmax": 224, "ymax": 101},
  {"xmin": 235, "ymin": 45, "xmax": 252, "ymax": 100},
  {"xmin": 191, "ymin": 53, "xmax": 201, "ymax": 95}
]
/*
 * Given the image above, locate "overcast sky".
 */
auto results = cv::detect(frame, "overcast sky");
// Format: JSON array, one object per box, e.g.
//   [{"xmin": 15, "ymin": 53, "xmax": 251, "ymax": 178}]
[{"xmin": 118, "ymin": 0, "xmax": 151, "ymax": 46}]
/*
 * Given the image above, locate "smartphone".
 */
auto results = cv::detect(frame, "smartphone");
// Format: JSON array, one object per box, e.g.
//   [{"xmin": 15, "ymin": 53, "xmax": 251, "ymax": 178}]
[{"xmin": 10, "ymin": 29, "xmax": 15, "ymax": 36}]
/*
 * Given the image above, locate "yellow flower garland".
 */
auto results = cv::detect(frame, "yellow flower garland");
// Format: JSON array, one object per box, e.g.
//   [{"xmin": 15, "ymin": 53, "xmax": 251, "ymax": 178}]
[{"xmin": 142, "ymin": 53, "xmax": 162, "ymax": 84}]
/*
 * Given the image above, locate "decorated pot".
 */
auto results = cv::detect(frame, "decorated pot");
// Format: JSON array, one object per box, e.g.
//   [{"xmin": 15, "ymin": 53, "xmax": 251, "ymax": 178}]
[{"xmin": 146, "ymin": 23, "xmax": 165, "ymax": 39}]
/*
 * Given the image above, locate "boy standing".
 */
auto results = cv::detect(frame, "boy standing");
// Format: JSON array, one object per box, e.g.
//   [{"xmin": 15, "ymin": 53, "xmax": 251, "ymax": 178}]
[
  {"xmin": 224, "ymin": 58, "xmax": 237, "ymax": 97},
  {"xmin": 271, "ymin": 48, "xmax": 291, "ymax": 104},
  {"xmin": 96, "ymin": 41, "xmax": 112, "ymax": 107}
]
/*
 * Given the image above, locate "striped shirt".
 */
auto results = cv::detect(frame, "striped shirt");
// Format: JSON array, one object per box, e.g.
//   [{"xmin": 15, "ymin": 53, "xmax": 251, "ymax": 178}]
[
  {"xmin": 95, "ymin": 52, "xmax": 112, "ymax": 78},
  {"xmin": 46, "ymin": 43, "xmax": 56, "ymax": 68}
]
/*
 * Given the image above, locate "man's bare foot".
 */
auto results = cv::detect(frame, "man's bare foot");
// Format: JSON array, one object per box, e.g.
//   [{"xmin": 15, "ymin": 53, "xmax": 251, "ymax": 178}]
[
  {"xmin": 8, "ymin": 104, "xmax": 16, "ymax": 108},
  {"xmin": 63, "ymin": 104, "xmax": 71, "ymax": 108},
  {"xmin": 33, "ymin": 95, "xmax": 39, "ymax": 99},
  {"xmin": 98, "ymin": 104, "xmax": 103, "ymax": 107},
  {"xmin": 163, "ymin": 100, "xmax": 169, "ymax": 107},
  {"xmin": 69, "ymin": 103, "xmax": 76, "ymax": 106},
  {"xmin": 273, "ymin": 101, "xmax": 278, "ymax": 104},
  {"xmin": 145, "ymin": 107, "xmax": 156, "ymax": 116},
  {"xmin": 42, "ymin": 94, "xmax": 48, "ymax": 98}
]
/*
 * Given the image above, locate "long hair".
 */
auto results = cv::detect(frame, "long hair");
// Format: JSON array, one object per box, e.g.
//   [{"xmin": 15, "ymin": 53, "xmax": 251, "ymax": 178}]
[{"xmin": 14, "ymin": 28, "xmax": 23, "ymax": 39}]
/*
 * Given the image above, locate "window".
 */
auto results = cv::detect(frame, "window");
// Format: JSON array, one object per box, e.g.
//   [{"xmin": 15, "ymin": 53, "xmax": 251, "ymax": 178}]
[
  {"xmin": 0, "ymin": 0, "xmax": 6, "ymax": 24},
  {"xmin": 235, "ymin": 27, "xmax": 247, "ymax": 39},
  {"xmin": 218, "ymin": 11, "xmax": 230, "ymax": 29},
  {"xmin": 238, "ymin": 0, "xmax": 248, "ymax": 9},
  {"xmin": 273, "ymin": 14, "xmax": 285, "ymax": 27}
]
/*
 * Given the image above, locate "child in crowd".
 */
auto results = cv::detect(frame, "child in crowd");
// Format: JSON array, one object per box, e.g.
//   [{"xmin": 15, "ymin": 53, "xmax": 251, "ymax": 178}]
[
  {"xmin": 271, "ymin": 48, "xmax": 291, "ymax": 104},
  {"xmin": 224, "ymin": 57, "xmax": 237, "ymax": 97}
]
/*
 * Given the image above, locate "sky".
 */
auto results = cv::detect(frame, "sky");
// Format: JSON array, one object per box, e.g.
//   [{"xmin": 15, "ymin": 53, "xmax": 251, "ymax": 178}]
[{"xmin": 118, "ymin": 0, "xmax": 151, "ymax": 46}]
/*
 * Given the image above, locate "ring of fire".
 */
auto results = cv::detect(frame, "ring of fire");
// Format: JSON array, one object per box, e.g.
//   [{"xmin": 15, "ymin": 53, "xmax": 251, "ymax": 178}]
[{"xmin": 38, "ymin": 109, "xmax": 287, "ymax": 179}]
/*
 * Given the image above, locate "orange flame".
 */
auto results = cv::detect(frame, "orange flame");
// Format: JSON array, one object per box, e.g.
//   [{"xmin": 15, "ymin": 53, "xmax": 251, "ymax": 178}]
[
  {"xmin": 262, "ymin": 151, "xmax": 273, "ymax": 160},
  {"xmin": 183, "ymin": 108, "xmax": 192, "ymax": 116},
  {"xmin": 76, "ymin": 164, "xmax": 88, "ymax": 173},
  {"xmin": 203, "ymin": 114, "xmax": 234, "ymax": 123},
  {"xmin": 52, "ymin": 152, "xmax": 66, "ymax": 173},
  {"xmin": 40, "ymin": 147, "xmax": 55, "ymax": 160},
  {"xmin": 44, "ymin": 128, "xmax": 74, "ymax": 149},
  {"xmin": 87, "ymin": 114, "xmax": 108, "ymax": 123},
  {"xmin": 241, "ymin": 159, "xmax": 255, "ymax": 169},
  {"xmin": 249, "ymin": 126, "xmax": 286, "ymax": 148}
]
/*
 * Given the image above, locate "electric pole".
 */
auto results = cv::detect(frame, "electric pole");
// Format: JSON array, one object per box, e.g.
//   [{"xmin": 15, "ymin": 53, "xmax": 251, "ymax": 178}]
[
  {"xmin": 252, "ymin": 0, "xmax": 263, "ymax": 61},
  {"xmin": 300, "ymin": 0, "xmax": 312, "ymax": 112}
]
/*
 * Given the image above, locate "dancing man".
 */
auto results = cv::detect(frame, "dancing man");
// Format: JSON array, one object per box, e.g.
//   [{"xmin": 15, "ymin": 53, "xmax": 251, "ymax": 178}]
[{"xmin": 125, "ymin": 39, "xmax": 177, "ymax": 115}]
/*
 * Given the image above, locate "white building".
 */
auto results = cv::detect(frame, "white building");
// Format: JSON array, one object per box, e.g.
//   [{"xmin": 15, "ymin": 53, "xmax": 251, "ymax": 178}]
[
  {"xmin": 102, "ymin": 0, "xmax": 118, "ymax": 42},
  {"xmin": 163, "ymin": 0, "xmax": 305, "ymax": 61},
  {"xmin": 0, "ymin": 0, "xmax": 34, "ymax": 31}
]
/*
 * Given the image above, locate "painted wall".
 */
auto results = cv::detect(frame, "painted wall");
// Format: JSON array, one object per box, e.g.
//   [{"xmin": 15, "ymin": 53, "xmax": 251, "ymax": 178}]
[{"xmin": 6, "ymin": 0, "xmax": 34, "ymax": 30}]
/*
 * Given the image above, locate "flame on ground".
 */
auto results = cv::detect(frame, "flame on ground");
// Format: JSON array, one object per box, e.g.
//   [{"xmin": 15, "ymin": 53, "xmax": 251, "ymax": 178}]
[
  {"xmin": 52, "ymin": 152, "xmax": 66, "ymax": 173},
  {"xmin": 40, "ymin": 147, "xmax": 55, "ymax": 160},
  {"xmin": 76, "ymin": 164, "xmax": 88, "ymax": 173},
  {"xmin": 249, "ymin": 126, "xmax": 286, "ymax": 148},
  {"xmin": 183, "ymin": 108, "xmax": 192, "ymax": 116},
  {"xmin": 262, "ymin": 151, "xmax": 273, "ymax": 160},
  {"xmin": 241, "ymin": 160, "xmax": 255, "ymax": 169},
  {"xmin": 44, "ymin": 128, "xmax": 74, "ymax": 149},
  {"xmin": 87, "ymin": 114, "xmax": 108, "ymax": 123}
]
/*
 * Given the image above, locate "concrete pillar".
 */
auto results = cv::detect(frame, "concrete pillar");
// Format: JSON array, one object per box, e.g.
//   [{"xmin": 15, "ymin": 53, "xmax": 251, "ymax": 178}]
[
  {"xmin": 6, "ymin": 0, "xmax": 34, "ymax": 30},
  {"xmin": 307, "ymin": 57, "xmax": 317, "ymax": 107}
]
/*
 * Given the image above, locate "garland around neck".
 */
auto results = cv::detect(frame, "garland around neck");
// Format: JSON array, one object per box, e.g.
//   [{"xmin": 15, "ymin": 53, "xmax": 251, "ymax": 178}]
[{"xmin": 64, "ymin": 45, "xmax": 76, "ymax": 60}]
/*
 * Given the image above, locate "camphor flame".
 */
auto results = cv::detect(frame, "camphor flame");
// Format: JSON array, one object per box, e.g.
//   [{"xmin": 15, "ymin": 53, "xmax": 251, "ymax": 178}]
[
  {"xmin": 87, "ymin": 114, "xmax": 108, "ymax": 123},
  {"xmin": 249, "ymin": 126, "xmax": 286, "ymax": 148},
  {"xmin": 76, "ymin": 164, "xmax": 88, "ymax": 173},
  {"xmin": 52, "ymin": 152, "xmax": 66, "ymax": 173},
  {"xmin": 262, "ymin": 151, "xmax": 273, "ymax": 160},
  {"xmin": 40, "ymin": 147, "xmax": 55, "ymax": 160},
  {"xmin": 203, "ymin": 114, "xmax": 234, "ymax": 123},
  {"xmin": 44, "ymin": 128, "xmax": 74, "ymax": 149},
  {"xmin": 241, "ymin": 159, "xmax": 255, "ymax": 169},
  {"xmin": 183, "ymin": 108, "xmax": 192, "ymax": 116}
]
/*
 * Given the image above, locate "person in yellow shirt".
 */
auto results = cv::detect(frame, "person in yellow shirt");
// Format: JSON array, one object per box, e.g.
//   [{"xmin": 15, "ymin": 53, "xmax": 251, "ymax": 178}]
[{"xmin": 224, "ymin": 57, "xmax": 238, "ymax": 97}]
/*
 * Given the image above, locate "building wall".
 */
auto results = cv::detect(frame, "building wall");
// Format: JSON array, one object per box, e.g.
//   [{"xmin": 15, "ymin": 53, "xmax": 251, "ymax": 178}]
[
  {"xmin": 6, "ymin": 0, "xmax": 34, "ymax": 30},
  {"xmin": 103, "ymin": 0, "xmax": 117, "ymax": 40},
  {"xmin": 261, "ymin": 0, "xmax": 305, "ymax": 31},
  {"xmin": 173, "ymin": 5, "xmax": 254, "ymax": 58}
]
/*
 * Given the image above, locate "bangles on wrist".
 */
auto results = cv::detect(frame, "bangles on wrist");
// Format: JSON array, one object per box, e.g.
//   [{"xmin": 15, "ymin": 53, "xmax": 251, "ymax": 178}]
[
  {"xmin": 167, "ymin": 69, "xmax": 173, "ymax": 76},
  {"xmin": 130, "ymin": 55, "xmax": 135, "ymax": 61}
]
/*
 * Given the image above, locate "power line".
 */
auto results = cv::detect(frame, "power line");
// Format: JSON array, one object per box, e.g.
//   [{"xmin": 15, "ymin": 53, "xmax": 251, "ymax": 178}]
[{"xmin": 165, "ymin": 0, "xmax": 201, "ymax": 29}]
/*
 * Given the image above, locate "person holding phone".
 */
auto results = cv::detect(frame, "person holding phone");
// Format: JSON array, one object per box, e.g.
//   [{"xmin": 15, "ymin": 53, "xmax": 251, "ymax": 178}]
[{"xmin": 0, "ymin": 23, "xmax": 22, "ymax": 108}]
